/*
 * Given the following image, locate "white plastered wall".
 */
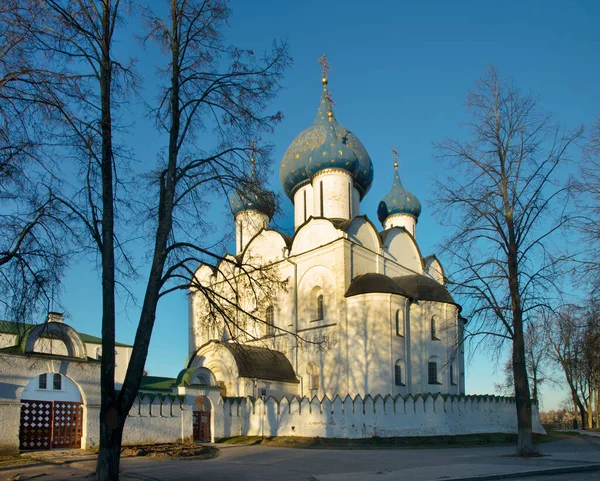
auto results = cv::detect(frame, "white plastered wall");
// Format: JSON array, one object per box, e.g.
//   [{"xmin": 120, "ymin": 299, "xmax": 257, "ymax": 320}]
[{"xmin": 311, "ymin": 169, "xmax": 355, "ymax": 220}]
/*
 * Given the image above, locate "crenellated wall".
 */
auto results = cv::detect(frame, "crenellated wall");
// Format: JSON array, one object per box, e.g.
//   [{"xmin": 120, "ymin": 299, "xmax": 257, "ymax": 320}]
[
  {"xmin": 121, "ymin": 393, "xmax": 189, "ymax": 446},
  {"xmin": 220, "ymin": 393, "xmax": 546, "ymax": 439}
]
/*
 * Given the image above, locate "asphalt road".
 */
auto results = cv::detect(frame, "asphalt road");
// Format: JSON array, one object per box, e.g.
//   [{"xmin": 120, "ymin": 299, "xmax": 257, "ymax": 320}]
[{"xmin": 2, "ymin": 435, "xmax": 599, "ymax": 481}]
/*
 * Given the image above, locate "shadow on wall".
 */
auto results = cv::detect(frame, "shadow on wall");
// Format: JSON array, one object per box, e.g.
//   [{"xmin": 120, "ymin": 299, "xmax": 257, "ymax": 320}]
[{"xmin": 223, "ymin": 393, "xmax": 544, "ymax": 439}]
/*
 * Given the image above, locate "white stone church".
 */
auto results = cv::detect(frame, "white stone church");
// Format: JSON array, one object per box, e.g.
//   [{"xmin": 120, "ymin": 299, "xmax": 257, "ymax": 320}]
[{"xmin": 187, "ymin": 69, "xmax": 466, "ymax": 402}]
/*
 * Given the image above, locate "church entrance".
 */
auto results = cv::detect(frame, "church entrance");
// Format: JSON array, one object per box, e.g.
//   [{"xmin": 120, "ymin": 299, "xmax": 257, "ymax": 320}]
[{"xmin": 193, "ymin": 395, "xmax": 211, "ymax": 442}]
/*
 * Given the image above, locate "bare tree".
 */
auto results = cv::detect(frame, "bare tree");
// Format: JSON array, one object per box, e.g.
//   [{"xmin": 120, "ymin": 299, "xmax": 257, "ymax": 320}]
[
  {"xmin": 434, "ymin": 66, "xmax": 582, "ymax": 455},
  {"xmin": 12, "ymin": 0, "xmax": 289, "ymax": 479},
  {"xmin": 0, "ymin": 1, "xmax": 70, "ymax": 322},
  {"xmin": 494, "ymin": 321, "xmax": 553, "ymax": 403},
  {"xmin": 544, "ymin": 304, "xmax": 600, "ymax": 429},
  {"xmin": 573, "ymin": 117, "xmax": 600, "ymax": 291}
]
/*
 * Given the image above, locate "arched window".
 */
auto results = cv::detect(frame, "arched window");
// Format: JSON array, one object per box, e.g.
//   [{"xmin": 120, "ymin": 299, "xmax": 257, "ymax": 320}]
[
  {"xmin": 394, "ymin": 359, "xmax": 405, "ymax": 386},
  {"xmin": 265, "ymin": 305, "xmax": 274, "ymax": 337},
  {"xmin": 307, "ymin": 362, "xmax": 319, "ymax": 391},
  {"xmin": 428, "ymin": 356, "xmax": 439, "ymax": 385},
  {"xmin": 395, "ymin": 309, "xmax": 403, "ymax": 337},
  {"xmin": 431, "ymin": 315, "xmax": 440, "ymax": 340},
  {"xmin": 317, "ymin": 294, "xmax": 324, "ymax": 320},
  {"xmin": 310, "ymin": 286, "xmax": 324, "ymax": 321},
  {"xmin": 450, "ymin": 363, "xmax": 456, "ymax": 386},
  {"xmin": 53, "ymin": 373, "xmax": 62, "ymax": 390}
]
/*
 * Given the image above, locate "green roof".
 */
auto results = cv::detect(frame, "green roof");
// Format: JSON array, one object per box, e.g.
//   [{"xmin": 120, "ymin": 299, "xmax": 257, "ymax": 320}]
[
  {"xmin": 139, "ymin": 375, "xmax": 177, "ymax": 392},
  {"xmin": 0, "ymin": 320, "xmax": 133, "ymax": 348}
]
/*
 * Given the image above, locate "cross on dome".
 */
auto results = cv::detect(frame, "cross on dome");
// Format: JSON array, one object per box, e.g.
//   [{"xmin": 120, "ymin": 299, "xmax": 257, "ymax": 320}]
[
  {"xmin": 318, "ymin": 54, "xmax": 332, "ymax": 85},
  {"xmin": 392, "ymin": 145, "xmax": 399, "ymax": 169}
]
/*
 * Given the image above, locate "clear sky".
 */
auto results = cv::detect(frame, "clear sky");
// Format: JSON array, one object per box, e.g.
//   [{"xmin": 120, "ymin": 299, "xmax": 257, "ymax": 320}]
[{"xmin": 57, "ymin": 0, "xmax": 600, "ymax": 411}]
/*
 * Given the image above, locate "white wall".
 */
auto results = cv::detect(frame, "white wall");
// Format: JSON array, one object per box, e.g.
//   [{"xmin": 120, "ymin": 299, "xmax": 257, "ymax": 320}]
[
  {"xmin": 221, "ymin": 394, "xmax": 546, "ymax": 440},
  {"xmin": 21, "ymin": 373, "xmax": 82, "ymax": 402}
]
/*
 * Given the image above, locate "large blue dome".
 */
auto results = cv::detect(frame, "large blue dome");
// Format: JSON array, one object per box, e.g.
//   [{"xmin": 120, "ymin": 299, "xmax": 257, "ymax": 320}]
[
  {"xmin": 280, "ymin": 84, "xmax": 373, "ymax": 201},
  {"xmin": 377, "ymin": 162, "xmax": 421, "ymax": 225}
]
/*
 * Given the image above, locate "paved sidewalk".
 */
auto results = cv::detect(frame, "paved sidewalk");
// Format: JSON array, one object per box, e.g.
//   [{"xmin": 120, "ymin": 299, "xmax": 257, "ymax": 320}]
[{"xmin": 2, "ymin": 435, "xmax": 599, "ymax": 481}]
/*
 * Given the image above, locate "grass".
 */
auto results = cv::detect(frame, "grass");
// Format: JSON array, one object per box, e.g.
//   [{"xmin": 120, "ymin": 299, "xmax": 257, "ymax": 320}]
[{"xmin": 218, "ymin": 432, "xmax": 574, "ymax": 449}]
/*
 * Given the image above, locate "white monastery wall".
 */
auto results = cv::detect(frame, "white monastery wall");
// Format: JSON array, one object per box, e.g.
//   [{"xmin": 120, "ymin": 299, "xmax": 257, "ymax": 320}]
[
  {"xmin": 219, "ymin": 394, "xmax": 545, "ymax": 439},
  {"xmin": 0, "ymin": 352, "xmax": 101, "ymax": 454}
]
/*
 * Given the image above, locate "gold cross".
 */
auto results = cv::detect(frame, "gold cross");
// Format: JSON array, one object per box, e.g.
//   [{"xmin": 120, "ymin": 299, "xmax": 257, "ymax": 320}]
[
  {"xmin": 392, "ymin": 145, "xmax": 399, "ymax": 169},
  {"xmin": 318, "ymin": 54, "xmax": 332, "ymax": 84}
]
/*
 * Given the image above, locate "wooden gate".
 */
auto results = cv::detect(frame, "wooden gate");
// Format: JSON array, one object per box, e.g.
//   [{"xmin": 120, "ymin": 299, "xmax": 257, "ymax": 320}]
[
  {"xmin": 193, "ymin": 411, "xmax": 211, "ymax": 442},
  {"xmin": 20, "ymin": 400, "xmax": 83, "ymax": 450}
]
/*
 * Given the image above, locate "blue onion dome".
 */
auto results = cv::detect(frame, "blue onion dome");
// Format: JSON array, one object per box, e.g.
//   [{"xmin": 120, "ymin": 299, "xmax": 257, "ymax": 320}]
[
  {"xmin": 230, "ymin": 161, "xmax": 276, "ymax": 219},
  {"xmin": 280, "ymin": 72, "xmax": 373, "ymax": 201},
  {"xmin": 377, "ymin": 154, "xmax": 421, "ymax": 225}
]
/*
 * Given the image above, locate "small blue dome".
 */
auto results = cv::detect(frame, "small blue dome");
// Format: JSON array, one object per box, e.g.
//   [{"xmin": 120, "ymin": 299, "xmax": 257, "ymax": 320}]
[
  {"xmin": 280, "ymin": 84, "xmax": 373, "ymax": 201},
  {"xmin": 377, "ymin": 163, "xmax": 421, "ymax": 225},
  {"xmin": 230, "ymin": 170, "xmax": 275, "ymax": 219}
]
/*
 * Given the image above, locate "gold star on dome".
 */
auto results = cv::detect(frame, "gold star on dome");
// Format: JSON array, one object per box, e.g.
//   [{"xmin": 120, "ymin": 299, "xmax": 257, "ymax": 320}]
[{"xmin": 295, "ymin": 153, "xmax": 300, "ymax": 159}]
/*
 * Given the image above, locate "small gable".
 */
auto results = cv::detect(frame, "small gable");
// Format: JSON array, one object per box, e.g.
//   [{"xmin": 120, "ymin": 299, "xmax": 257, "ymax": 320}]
[
  {"xmin": 242, "ymin": 230, "xmax": 289, "ymax": 264},
  {"xmin": 424, "ymin": 255, "xmax": 445, "ymax": 284},
  {"xmin": 344, "ymin": 216, "xmax": 381, "ymax": 252},
  {"xmin": 291, "ymin": 218, "xmax": 342, "ymax": 256},
  {"xmin": 381, "ymin": 227, "xmax": 423, "ymax": 273}
]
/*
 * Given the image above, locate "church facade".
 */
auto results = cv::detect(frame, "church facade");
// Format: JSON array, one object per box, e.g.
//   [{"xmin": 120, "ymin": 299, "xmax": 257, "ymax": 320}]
[{"xmin": 187, "ymin": 67, "xmax": 466, "ymax": 403}]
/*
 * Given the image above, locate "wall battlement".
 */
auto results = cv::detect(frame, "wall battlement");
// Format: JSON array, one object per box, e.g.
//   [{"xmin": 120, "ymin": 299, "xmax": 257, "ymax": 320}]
[{"xmin": 221, "ymin": 393, "xmax": 545, "ymax": 439}]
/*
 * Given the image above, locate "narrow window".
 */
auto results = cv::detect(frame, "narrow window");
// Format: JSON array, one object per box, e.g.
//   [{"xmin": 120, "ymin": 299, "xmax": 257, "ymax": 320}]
[
  {"xmin": 266, "ymin": 305, "xmax": 274, "ymax": 337},
  {"xmin": 317, "ymin": 294, "xmax": 324, "ymax": 320},
  {"xmin": 303, "ymin": 190, "xmax": 307, "ymax": 221},
  {"xmin": 428, "ymin": 361, "xmax": 438, "ymax": 384},
  {"xmin": 53, "ymin": 373, "xmax": 62, "ymax": 390},
  {"xmin": 320, "ymin": 181, "xmax": 324, "ymax": 216},
  {"xmin": 308, "ymin": 362, "xmax": 319, "ymax": 391},
  {"xmin": 38, "ymin": 373, "xmax": 47, "ymax": 390},
  {"xmin": 394, "ymin": 359, "xmax": 405, "ymax": 386},
  {"xmin": 431, "ymin": 315, "xmax": 439, "ymax": 340},
  {"xmin": 395, "ymin": 309, "xmax": 403, "ymax": 337},
  {"xmin": 450, "ymin": 363, "xmax": 456, "ymax": 385},
  {"xmin": 348, "ymin": 183, "xmax": 351, "ymax": 218},
  {"xmin": 239, "ymin": 220, "xmax": 243, "ymax": 251}
]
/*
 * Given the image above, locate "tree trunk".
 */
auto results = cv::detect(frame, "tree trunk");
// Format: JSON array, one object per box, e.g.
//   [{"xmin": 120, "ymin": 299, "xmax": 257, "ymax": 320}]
[
  {"xmin": 96, "ymin": 2, "xmax": 119, "ymax": 480},
  {"xmin": 506, "ymin": 228, "xmax": 534, "ymax": 454},
  {"xmin": 588, "ymin": 381, "xmax": 594, "ymax": 429},
  {"xmin": 96, "ymin": 404, "xmax": 124, "ymax": 481},
  {"xmin": 513, "ymin": 329, "xmax": 534, "ymax": 454},
  {"xmin": 595, "ymin": 378, "xmax": 600, "ymax": 429}
]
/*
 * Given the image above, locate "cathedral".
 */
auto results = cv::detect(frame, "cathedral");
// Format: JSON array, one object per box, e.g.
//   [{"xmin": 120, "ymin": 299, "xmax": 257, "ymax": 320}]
[{"xmin": 187, "ymin": 62, "xmax": 466, "ymax": 401}]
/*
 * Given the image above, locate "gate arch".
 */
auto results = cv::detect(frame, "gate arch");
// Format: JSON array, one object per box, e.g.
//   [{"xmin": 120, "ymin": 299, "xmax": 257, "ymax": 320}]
[
  {"xmin": 193, "ymin": 395, "xmax": 212, "ymax": 442},
  {"xmin": 19, "ymin": 372, "xmax": 85, "ymax": 450}
]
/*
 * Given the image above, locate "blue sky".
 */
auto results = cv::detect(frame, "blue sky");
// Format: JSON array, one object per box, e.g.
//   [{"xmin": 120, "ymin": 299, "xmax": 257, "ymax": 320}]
[{"xmin": 58, "ymin": 0, "xmax": 600, "ymax": 410}]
